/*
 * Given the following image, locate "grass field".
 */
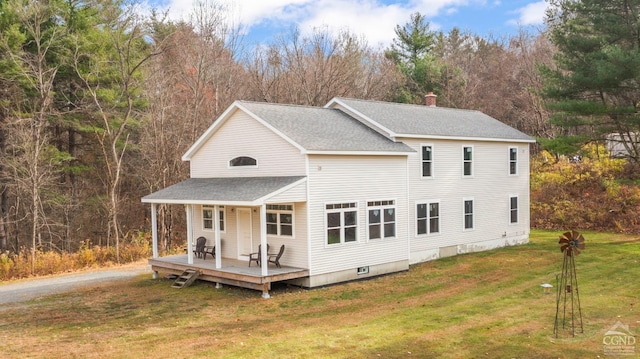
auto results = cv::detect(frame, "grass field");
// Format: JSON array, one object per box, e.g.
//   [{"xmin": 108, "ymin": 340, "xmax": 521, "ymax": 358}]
[{"xmin": 0, "ymin": 230, "xmax": 638, "ymax": 358}]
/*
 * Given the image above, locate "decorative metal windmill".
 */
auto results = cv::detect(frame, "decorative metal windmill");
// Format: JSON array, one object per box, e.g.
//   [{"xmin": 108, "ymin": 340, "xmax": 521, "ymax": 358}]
[{"xmin": 554, "ymin": 230, "xmax": 585, "ymax": 337}]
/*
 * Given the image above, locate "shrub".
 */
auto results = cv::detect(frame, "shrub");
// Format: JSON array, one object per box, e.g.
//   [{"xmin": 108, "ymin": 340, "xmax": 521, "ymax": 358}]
[
  {"xmin": 531, "ymin": 145, "xmax": 640, "ymax": 233},
  {"xmin": 0, "ymin": 235, "xmax": 153, "ymax": 281}
]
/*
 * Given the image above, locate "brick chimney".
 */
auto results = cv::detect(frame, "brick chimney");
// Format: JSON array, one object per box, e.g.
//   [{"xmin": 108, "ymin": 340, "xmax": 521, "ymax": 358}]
[{"xmin": 424, "ymin": 92, "xmax": 437, "ymax": 107}]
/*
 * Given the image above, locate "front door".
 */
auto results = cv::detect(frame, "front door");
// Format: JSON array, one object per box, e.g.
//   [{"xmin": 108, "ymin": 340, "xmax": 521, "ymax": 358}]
[{"xmin": 237, "ymin": 208, "xmax": 253, "ymax": 258}]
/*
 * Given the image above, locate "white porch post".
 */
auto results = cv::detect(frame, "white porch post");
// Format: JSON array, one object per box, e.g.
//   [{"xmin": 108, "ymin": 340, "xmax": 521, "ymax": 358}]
[
  {"xmin": 214, "ymin": 205, "xmax": 222, "ymax": 269},
  {"xmin": 260, "ymin": 204, "xmax": 268, "ymax": 278},
  {"xmin": 186, "ymin": 204, "xmax": 194, "ymax": 265},
  {"xmin": 151, "ymin": 203, "xmax": 158, "ymax": 259}
]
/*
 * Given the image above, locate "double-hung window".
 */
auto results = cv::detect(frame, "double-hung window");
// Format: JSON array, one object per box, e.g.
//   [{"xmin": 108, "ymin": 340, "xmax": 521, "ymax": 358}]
[
  {"xmin": 326, "ymin": 202, "xmax": 358, "ymax": 245},
  {"xmin": 417, "ymin": 201, "xmax": 440, "ymax": 235},
  {"xmin": 463, "ymin": 146, "xmax": 473, "ymax": 176},
  {"xmin": 509, "ymin": 147, "xmax": 518, "ymax": 175},
  {"xmin": 367, "ymin": 200, "xmax": 396, "ymax": 240},
  {"xmin": 203, "ymin": 206, "xmax": 225, "ymax": 232},
  {"xmin": 421, "ymin": 145, "xmax": 433, "ymax": 178},
  {"xmin": 509, "ymin": 196, "xmax": 518, "ymax": 224},
  {"xmin": 266, "ymin": 204, "xmax": 293, "ymax": 237},
  {"xmin": 463, "ymin": 199, "xmax": 474, "ymax": 230}
]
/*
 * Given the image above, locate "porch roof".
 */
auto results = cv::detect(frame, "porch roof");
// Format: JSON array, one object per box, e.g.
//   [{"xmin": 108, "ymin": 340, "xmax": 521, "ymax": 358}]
[{"xmin": 141, "ymin": 176, "xmax": 306, "ymax": 205}]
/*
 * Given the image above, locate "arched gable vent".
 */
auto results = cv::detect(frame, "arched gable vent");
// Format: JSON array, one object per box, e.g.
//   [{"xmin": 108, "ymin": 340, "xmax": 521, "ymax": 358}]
[{"xmin": 229, "ymin": 156, "xmax": 257, "ymax": 167}]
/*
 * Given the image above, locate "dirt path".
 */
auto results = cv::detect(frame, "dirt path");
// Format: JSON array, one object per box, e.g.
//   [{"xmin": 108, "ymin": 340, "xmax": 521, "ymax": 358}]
[{"xmin": 0, "ymin": 261, "xmax": 151, "ymax": 306}]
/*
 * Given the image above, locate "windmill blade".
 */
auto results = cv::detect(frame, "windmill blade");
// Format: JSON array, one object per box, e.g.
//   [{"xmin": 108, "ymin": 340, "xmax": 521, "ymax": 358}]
[{"xmin": 577, "ymin": 241, "xmax": 585, "ymax": 250}]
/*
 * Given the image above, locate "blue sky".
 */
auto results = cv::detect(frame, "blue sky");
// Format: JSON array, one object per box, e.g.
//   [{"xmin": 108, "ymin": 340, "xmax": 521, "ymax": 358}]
[{"xmin": 147, "ymin": 0, "xmax": 549, "ymax": 48}]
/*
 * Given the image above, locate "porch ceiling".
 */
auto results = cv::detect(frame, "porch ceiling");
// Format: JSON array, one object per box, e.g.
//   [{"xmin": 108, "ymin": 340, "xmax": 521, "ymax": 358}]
[{"xmin": 141, "ymin": 176, "xmax": 306, "ymax": 205}]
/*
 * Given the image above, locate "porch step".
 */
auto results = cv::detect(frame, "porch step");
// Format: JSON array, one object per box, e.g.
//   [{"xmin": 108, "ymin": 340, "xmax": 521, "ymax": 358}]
[{"xmin": 171, "ymin": 269, "xmax": 200, "ymax": 289}]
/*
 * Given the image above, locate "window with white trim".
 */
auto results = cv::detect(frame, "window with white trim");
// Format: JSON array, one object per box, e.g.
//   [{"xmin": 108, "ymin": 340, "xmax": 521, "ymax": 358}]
[
  {"xmin": 367, "ymin": 200, "xmax": 396, "ymax": 240},
  {"xmin": 421, "ymin": 145, "xmax": 433, "ymax": 177},
  {"xmin": 326, "ymin": 202, "xmax": 358, "ymax": 245},
  {"xmin": 509, "ymin": 147, "xmax": 518, "ymax": 175},
  {"xmin": 417, "ymin": 201, "xmax": 440, "ymax": 235},
  {"xmin": 463, "ymin": 146, "xmax": 473, "ymax": 176},
  {"xmin": 266, "ymin": 204, "xmax": 293, "ymax": 237},
  {"xmin": 203, "ymin": 206, "xmax": 225, "ymax": 232},
  {"xmin": 463, "ymin": 199, "xmax": 474, "ymax": 230},
  {"xmin": 509, "ymin": 196, "xmax": 518, "ymax": 224}
]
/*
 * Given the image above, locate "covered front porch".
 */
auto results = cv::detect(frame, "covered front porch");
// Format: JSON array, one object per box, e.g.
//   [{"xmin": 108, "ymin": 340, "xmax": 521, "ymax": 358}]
[
  {"xmin": 142, "ymin": 176, "xmax": 309, "ymax": 298},
  {"xmin": 149, "ymin": 255, "xmax": 309, "ymax": 297}
]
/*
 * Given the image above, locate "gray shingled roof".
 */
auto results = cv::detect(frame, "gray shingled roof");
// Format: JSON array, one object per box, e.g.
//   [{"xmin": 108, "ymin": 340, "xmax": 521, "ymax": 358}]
[
  {"xmin": 142, "ymin": 176, "xmax": 305, "ymax": 204},
  {"xmin": 237, "ymin": 101, "xmax": 414, "ymax": 153},
  {"xmin": 332, "ymin": 98, "xmax": 536, "ymax": 142}
]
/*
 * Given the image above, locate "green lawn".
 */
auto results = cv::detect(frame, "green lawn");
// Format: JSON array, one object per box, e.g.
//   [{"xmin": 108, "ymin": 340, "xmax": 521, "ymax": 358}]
[{"xmin": 1, "ymin": 230, "xmax": 638, "ymax": 358}]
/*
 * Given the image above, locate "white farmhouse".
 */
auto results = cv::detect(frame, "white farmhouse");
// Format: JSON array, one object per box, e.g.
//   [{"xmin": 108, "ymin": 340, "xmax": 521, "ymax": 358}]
[{"xmin": 142, "ymin": 95, "xmax": 535, "ymax": 297}]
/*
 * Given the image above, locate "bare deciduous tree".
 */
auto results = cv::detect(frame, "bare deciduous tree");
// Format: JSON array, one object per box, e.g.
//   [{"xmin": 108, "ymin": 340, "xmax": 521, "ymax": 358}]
[
  {"xmin": 72, "ymin": 1, "xmax": 159, "ymax": 262},
  {"xmin": 248, "ymin": 27, "xmax": 402, "ymax": 106},
  {"xmin": 0, "ymin": 0, "xmax": 70, "ymax": 269}
]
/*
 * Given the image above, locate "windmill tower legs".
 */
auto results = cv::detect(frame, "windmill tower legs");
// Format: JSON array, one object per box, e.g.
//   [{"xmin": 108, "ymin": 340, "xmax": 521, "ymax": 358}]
[{"xmin": 554, "ymin": 251, "xmax": 584, "ymax": 337}]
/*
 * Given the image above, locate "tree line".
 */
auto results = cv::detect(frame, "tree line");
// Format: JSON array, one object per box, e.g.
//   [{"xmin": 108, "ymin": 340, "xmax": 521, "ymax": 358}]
[{"xmin": 1, "ymin": 0, "xmax": 638, "ymax": 264}]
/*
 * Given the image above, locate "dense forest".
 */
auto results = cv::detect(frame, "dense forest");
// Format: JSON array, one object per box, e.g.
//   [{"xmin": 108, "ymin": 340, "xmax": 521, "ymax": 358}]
[{"xmin": 1, "ymin": 0, "xmax": 639, "ymax": 273}]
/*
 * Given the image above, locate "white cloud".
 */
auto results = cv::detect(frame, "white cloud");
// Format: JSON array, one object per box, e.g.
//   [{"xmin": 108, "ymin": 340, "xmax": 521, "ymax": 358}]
[
  {"xmin": 143, "ymin": 0, "xmax": 531, "ymax": 47},
  {"xmin": 510, "ymin": 1, "xmax": 547, "ymax": 26}
]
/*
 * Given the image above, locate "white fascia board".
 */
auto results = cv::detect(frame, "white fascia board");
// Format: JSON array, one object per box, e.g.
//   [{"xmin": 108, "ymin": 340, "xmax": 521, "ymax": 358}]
[
  {"xmin": 325, "ymin": 98, "xmax": 397, "ymax": 139},
  {"xmin": 182, "ymin": 101, "xmax": 241, "ymax": 161},
  {"xmin": 141, "ymin": 198, "xmax": 255, "ymax": 206},
  {"xmin": 395, "ymin": 134, "xmax": 537, "ymax": 143},
  {"xmin": 303, "ymin": 150, "xmax": 413, "ymax": 156}
]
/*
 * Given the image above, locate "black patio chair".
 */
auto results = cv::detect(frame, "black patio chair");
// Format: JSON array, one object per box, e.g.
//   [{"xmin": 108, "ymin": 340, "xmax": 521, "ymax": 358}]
[
  {"xmin": 193, "ymin": 236, "xmax": 206, "ymax": 259},
  {"xmin": 203, "ymin": 245, "xmax": 215, "ymax": 260},
  {"xmin": 268, "ymin": 245, "xmax": 285, "ymax": 268},
  {"xmin": 248, "ymin": 244, "xmax": 269, "ymax": 267}
]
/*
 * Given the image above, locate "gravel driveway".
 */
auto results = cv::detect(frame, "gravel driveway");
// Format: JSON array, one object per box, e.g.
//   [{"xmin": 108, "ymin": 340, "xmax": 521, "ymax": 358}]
[{"xmin": 0, "ymin": 263, "xmax": 151, "ymax": 306}]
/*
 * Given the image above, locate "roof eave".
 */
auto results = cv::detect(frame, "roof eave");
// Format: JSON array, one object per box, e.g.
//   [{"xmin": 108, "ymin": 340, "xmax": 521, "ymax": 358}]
[
  {"xmin": 141, "ymin": 198, "xmax": 258, "ymax": 206},
  {"xmin": 394, "ymin": 134, "xmax": 536, "ymax": 143},
  {"xmin": 303, "ymin": 150, "xmax": 414, "ymax": 156}
]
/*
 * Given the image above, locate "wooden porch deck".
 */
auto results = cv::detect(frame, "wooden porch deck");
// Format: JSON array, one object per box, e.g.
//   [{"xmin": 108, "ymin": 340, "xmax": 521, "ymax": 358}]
[{"xmin": 148, "ymin": 255, "xmax": 309, "ymax": 297}]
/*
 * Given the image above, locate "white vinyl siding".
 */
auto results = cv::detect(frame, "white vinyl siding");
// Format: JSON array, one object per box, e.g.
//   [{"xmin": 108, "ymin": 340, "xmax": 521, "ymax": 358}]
[
  {"xmin": 189, "ymin": 110, "xmax": 305, "ymax": 178},
  {"xmin": 307, "ymin": 155, "xmax": 409, "ymax": 276},
  {"xmin": 401, "ymin": 138, "xmax": 530, "ymax": 258}
]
